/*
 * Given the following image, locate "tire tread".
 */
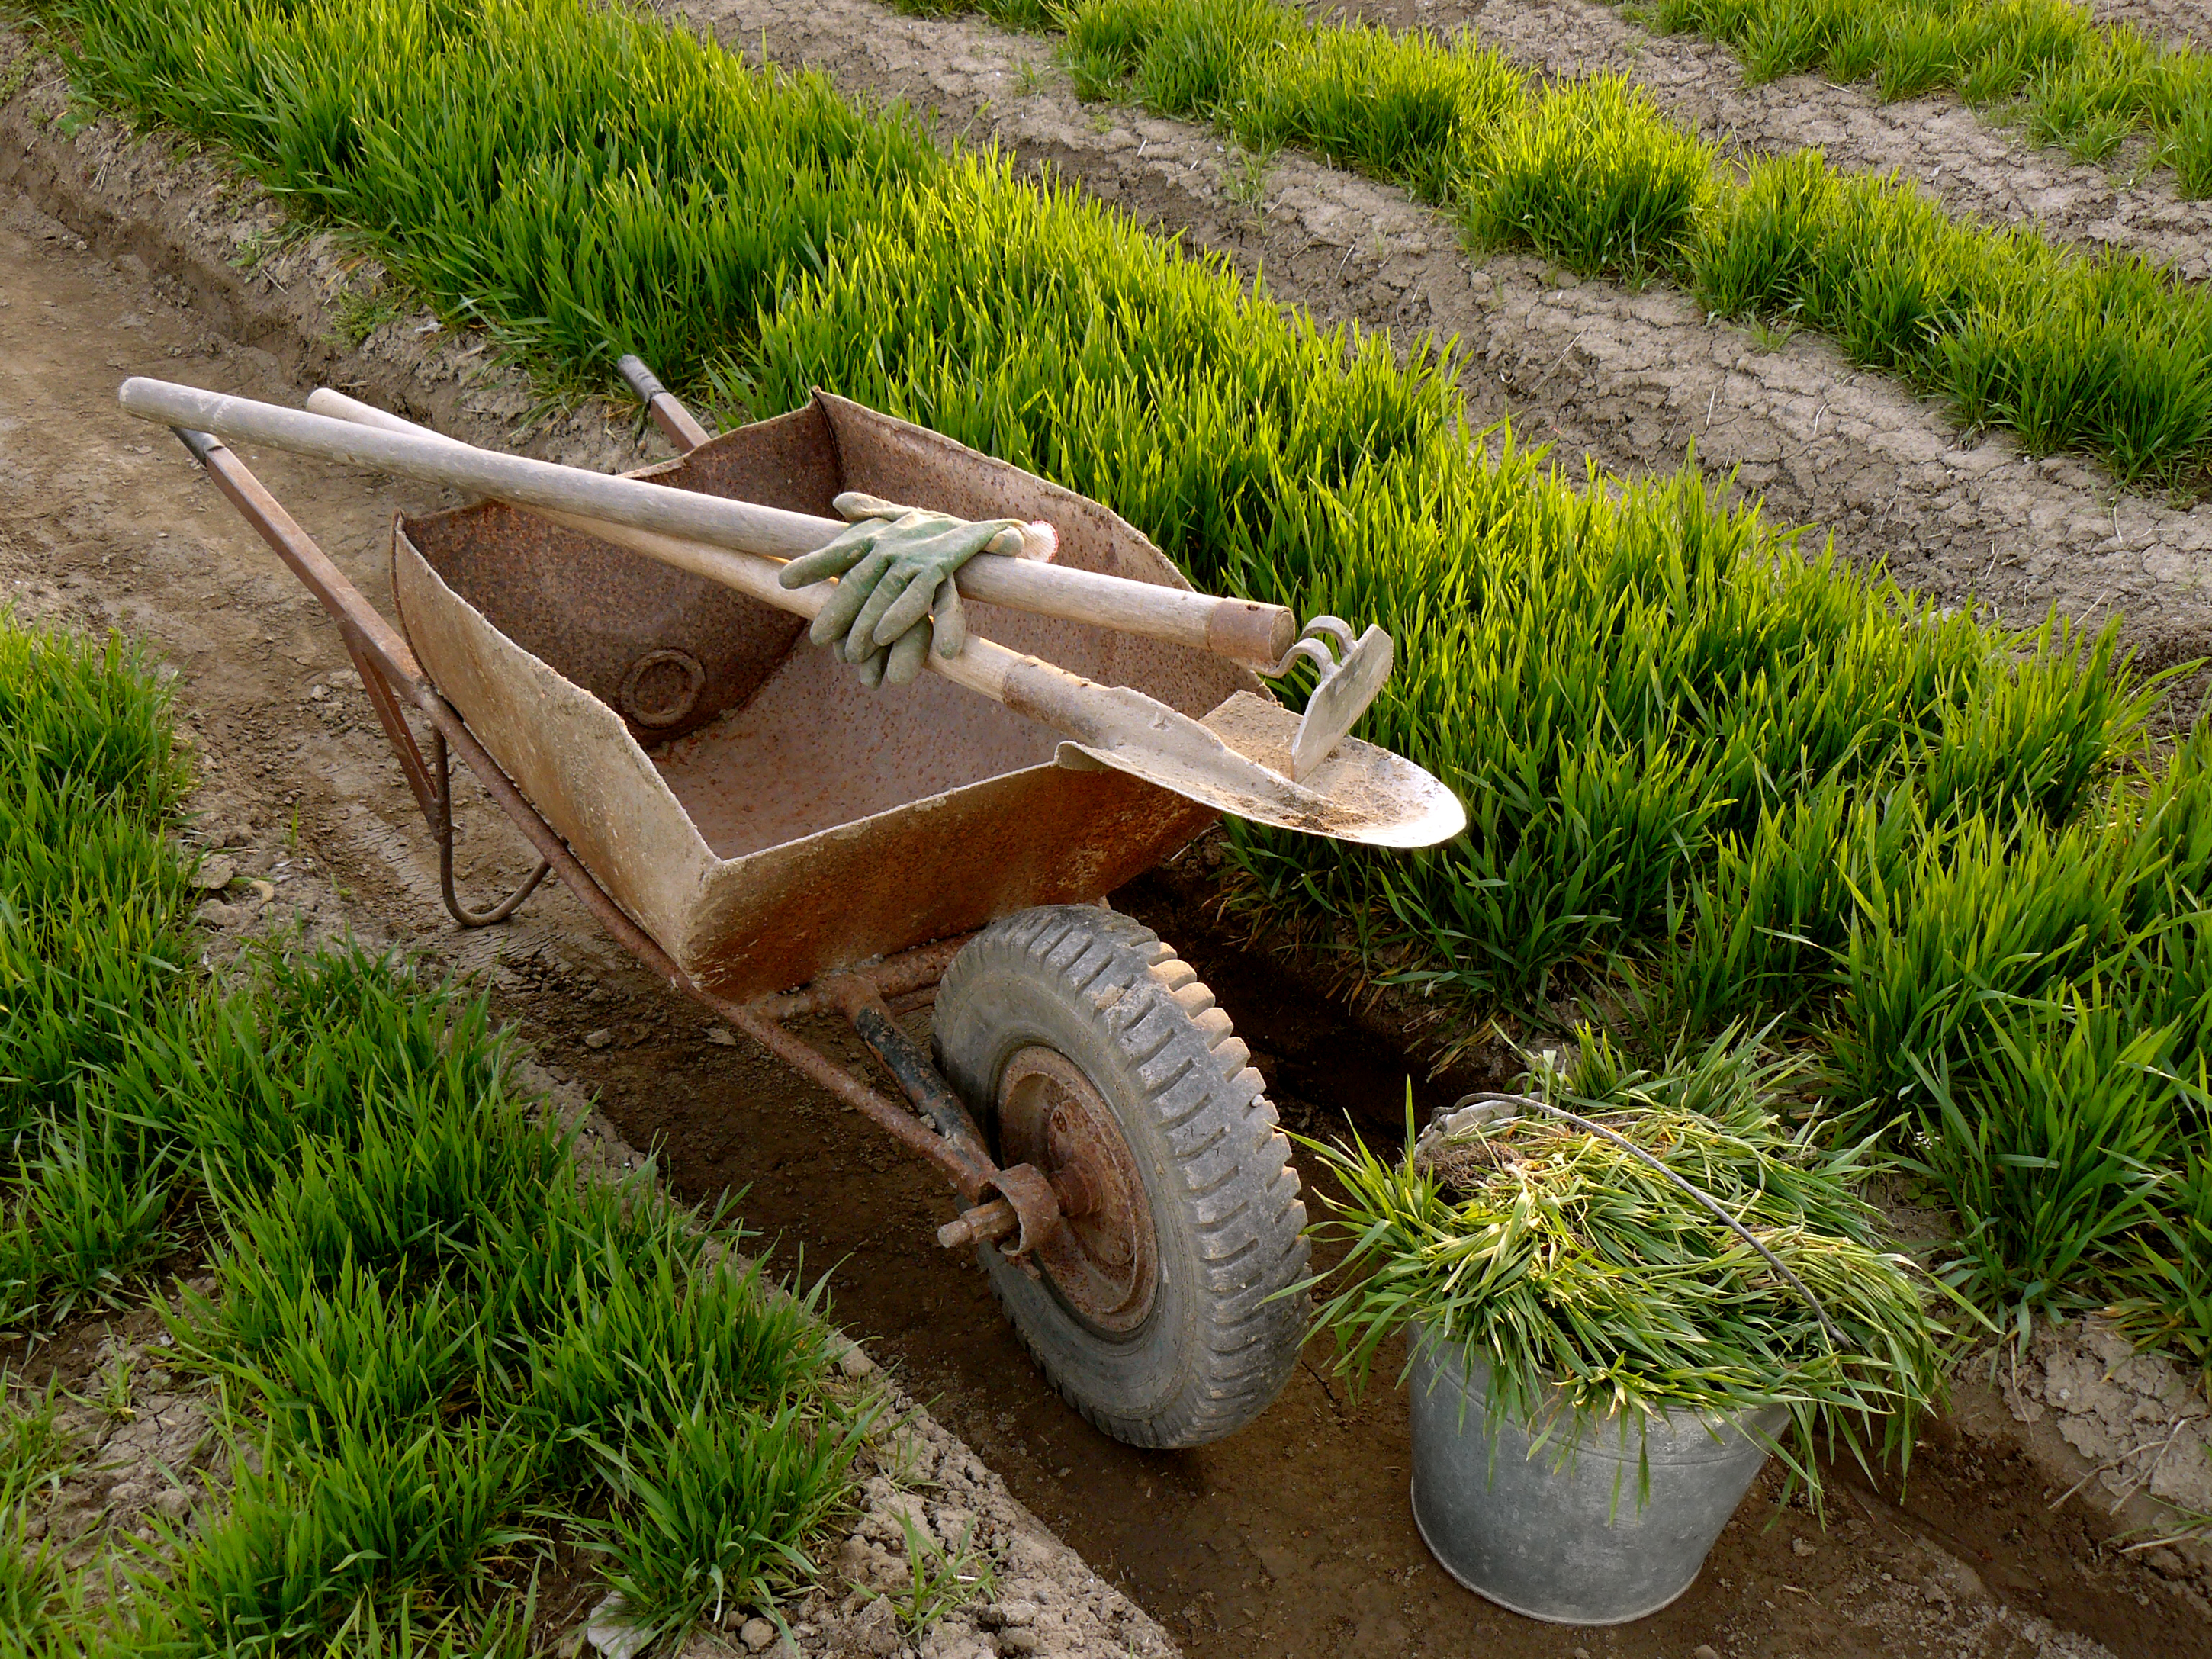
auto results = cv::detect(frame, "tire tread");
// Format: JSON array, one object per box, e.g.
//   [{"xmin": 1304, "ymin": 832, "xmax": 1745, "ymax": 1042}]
[{"xmin": 934, "ymin": 905, "xmax": 1310, "ymax": 1448}]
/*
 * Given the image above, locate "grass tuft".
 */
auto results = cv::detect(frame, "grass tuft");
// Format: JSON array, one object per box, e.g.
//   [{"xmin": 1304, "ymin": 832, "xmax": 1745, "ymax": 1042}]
[{"xmin": 115, "ymin": 948, "xmax": 873, "ymax": 1656}]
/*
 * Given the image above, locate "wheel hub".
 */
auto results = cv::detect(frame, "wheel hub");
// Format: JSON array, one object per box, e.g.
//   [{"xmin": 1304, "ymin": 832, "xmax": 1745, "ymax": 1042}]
[{"xmin": 995, "ymin": 1046, "xmax": 1158, "ymax": 1333}]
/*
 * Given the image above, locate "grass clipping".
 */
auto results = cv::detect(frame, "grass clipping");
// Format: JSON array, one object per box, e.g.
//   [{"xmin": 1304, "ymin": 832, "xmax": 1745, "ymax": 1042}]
[{"xmin": 1307, "ymin": 1030, "xmax": 1953, "ymax": 1502}]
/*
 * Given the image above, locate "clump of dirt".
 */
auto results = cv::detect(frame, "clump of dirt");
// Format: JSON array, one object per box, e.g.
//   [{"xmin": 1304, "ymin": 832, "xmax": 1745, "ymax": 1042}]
[
  {"xmin": 715, "ymin": 1400, "xmax": 1177, "ymax": 1659},
  {"xmin": 1409, "ymin": 1134, "xmax": 1511, "ymax": 1196}
]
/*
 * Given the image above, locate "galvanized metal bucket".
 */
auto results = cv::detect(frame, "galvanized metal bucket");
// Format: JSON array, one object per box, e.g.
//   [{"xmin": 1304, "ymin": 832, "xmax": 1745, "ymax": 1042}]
[{"xmin": 1408, "ymin": 1324, "xmax": 1786, "ymax": 1625}]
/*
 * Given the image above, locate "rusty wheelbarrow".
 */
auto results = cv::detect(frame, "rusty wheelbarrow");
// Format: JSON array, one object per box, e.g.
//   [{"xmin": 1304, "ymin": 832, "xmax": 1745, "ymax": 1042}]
[{"xmin": 127, "ymin": 370, "xmax": 1464, "ymax": 1448}]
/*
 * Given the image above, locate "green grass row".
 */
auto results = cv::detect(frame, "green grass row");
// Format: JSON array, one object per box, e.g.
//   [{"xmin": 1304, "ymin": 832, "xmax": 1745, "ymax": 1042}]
[
  {"xmin": 0, "ymin": 619, "xmax": 870, "ymax": 1654},
  {"xmin": 22, "ymin": 0, "xmax": 2212, "ymax": 1371},
  {"xmin": 1050, "ymin": 0, "xmax": 2212, "ymax": 487},
  {"xmin": 0, "ymin": 622, "xmax": 193, "ymax": 1322},
  {"xmin": 1648, "ymin": 0, "xmax": 2212, "ymax": 189}
]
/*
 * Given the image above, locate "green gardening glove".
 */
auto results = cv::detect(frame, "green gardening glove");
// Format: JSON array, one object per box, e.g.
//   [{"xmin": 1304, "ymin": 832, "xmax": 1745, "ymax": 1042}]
[{"xmin": 778, "ymin": 491, "xmax": 1024, "ymax": 688}]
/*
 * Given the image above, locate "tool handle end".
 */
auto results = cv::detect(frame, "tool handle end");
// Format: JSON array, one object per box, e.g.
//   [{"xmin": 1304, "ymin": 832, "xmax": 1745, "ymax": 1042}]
[
  {"xmin": 1209, "ymin": 600, "xmax": 1299, "ymax": 670},
  {"xmin": 614, "ymin": 354, "xmax": 668, "ymax": 404}
]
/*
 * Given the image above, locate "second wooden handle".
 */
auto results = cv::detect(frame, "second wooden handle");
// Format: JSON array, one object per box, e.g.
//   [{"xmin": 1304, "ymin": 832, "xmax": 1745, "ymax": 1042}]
[{"xmin": 149, "ymin": 380, "xmax": 1297, "ymax": 668}]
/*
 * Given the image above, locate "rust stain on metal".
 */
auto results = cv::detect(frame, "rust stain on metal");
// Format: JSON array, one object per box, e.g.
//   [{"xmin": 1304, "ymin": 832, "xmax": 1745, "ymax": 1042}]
[
  {"xmin": 754, "ymin": 935, "xmax": 972, "ymax": 1022},
  {"xmin": 995, "ymin": 1045, "xmax": 1158, "ymax": 1330},
  {"xmin": 400, "ymin": 402, "xmax": 838, "ymax": 748}
]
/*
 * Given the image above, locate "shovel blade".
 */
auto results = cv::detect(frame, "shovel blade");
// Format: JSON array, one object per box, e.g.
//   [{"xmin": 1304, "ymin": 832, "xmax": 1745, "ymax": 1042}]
[{"xmin": 1056, "ymin": 692, "xmax": 1464, "ymax": 849}]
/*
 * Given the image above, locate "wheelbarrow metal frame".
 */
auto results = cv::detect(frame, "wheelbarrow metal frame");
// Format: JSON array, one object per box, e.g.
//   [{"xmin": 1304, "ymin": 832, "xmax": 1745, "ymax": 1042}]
[{"xmin": 172, "ymin": 423, "xmax": 1066, "ymax": 1255}]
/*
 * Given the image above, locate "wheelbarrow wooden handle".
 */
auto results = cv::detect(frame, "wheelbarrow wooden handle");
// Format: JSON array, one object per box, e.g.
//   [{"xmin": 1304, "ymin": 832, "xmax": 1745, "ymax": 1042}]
[
  {"xmin": 115, "ymin": 381, "xmax": 1271, "ymax": 767},
  {"xmin": 115, "ymin": 378, "xmax": 1295, "ymax": 668}
]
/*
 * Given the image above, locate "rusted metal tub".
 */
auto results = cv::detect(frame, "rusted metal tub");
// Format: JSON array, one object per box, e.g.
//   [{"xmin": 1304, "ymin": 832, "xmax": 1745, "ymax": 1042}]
[
  {"xmin": 173, "ymin": 387, "xmax": 1331, "ymax": 1448},
  {"xmin": 391, "ymin": 391, "xmax": 1249, "ymax": 1005}
]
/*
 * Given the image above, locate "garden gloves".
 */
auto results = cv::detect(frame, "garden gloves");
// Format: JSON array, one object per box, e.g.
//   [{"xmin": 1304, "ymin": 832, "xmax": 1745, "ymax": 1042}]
[{"xmin": 779, "ymin": 490, "xmax": 1024, "ymax": 688}]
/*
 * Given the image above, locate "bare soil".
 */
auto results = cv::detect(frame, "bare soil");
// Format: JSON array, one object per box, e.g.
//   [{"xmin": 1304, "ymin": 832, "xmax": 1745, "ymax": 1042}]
[
  {"xmin": 2, "ymin": 18, "xmax": 2210, "ymax": 1659},
  {"xmin": 1351, "ymin": 0, "xmax": 2212, "ymax": 281},
  {"xmin": 2095, "ymin": 0, "xmax": 2211, "ymax": 57}
]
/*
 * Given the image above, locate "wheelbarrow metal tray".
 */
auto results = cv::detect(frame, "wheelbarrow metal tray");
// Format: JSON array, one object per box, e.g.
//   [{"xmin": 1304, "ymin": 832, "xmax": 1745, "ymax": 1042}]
[{"xmin": 391, "ymin": 393, "xmax": 1254, "ymax": 1005}]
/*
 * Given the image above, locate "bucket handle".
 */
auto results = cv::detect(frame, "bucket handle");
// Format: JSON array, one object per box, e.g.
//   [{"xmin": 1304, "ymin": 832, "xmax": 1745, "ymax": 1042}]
[{"xmin": 1449, "ymin": 1093, "xmax": 1847, "ymax": 1352}]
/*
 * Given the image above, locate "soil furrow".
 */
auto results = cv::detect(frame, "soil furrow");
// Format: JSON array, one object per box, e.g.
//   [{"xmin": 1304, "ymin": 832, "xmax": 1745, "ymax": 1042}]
[
  {"xmin": 1342, "ymin": 0, "xmax": 2212, "ymax": 281},
  {"xmin": 2094, "ymin": 0, "xmax": 2210, "ymax": 56},
  {"xmin": 674, "ymin": 0, "xmax": 2212, "ymax": 717}
]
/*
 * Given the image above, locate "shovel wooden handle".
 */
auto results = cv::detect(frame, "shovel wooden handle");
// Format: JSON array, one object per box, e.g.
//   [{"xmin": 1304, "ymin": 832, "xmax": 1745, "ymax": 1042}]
[{"xmin": 116, "ymin": 378, "xmax": 1294, "ymax": 667}]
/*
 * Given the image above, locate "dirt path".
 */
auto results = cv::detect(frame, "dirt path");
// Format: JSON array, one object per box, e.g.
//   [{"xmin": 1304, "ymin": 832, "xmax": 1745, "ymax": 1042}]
[
  {"xmin": 3, "ymin": 74, "xmax": 2207, "ymax": 1659},
  {"xmin": 1352, "ymin": 0, "xmax": 2212, "ymax": 282}
]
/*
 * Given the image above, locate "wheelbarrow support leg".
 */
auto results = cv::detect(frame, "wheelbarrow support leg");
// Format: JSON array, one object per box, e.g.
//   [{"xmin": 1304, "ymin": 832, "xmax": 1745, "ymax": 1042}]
[{"xmin": 174, "ymin": 425, "xmax": 551, "ymax": 930}]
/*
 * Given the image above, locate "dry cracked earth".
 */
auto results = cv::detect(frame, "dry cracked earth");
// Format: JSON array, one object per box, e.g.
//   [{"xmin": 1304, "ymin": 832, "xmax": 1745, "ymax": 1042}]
[{"xmin": 5, "ymin": 5, "xmax": 2212, "ymax": 1657}]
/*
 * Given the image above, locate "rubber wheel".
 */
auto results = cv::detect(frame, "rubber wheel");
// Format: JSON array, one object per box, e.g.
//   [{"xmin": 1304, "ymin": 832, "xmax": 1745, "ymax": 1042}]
[{"xmin": 932, "ymin": 905, "xmax": 1310, "ymax": 1448}]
